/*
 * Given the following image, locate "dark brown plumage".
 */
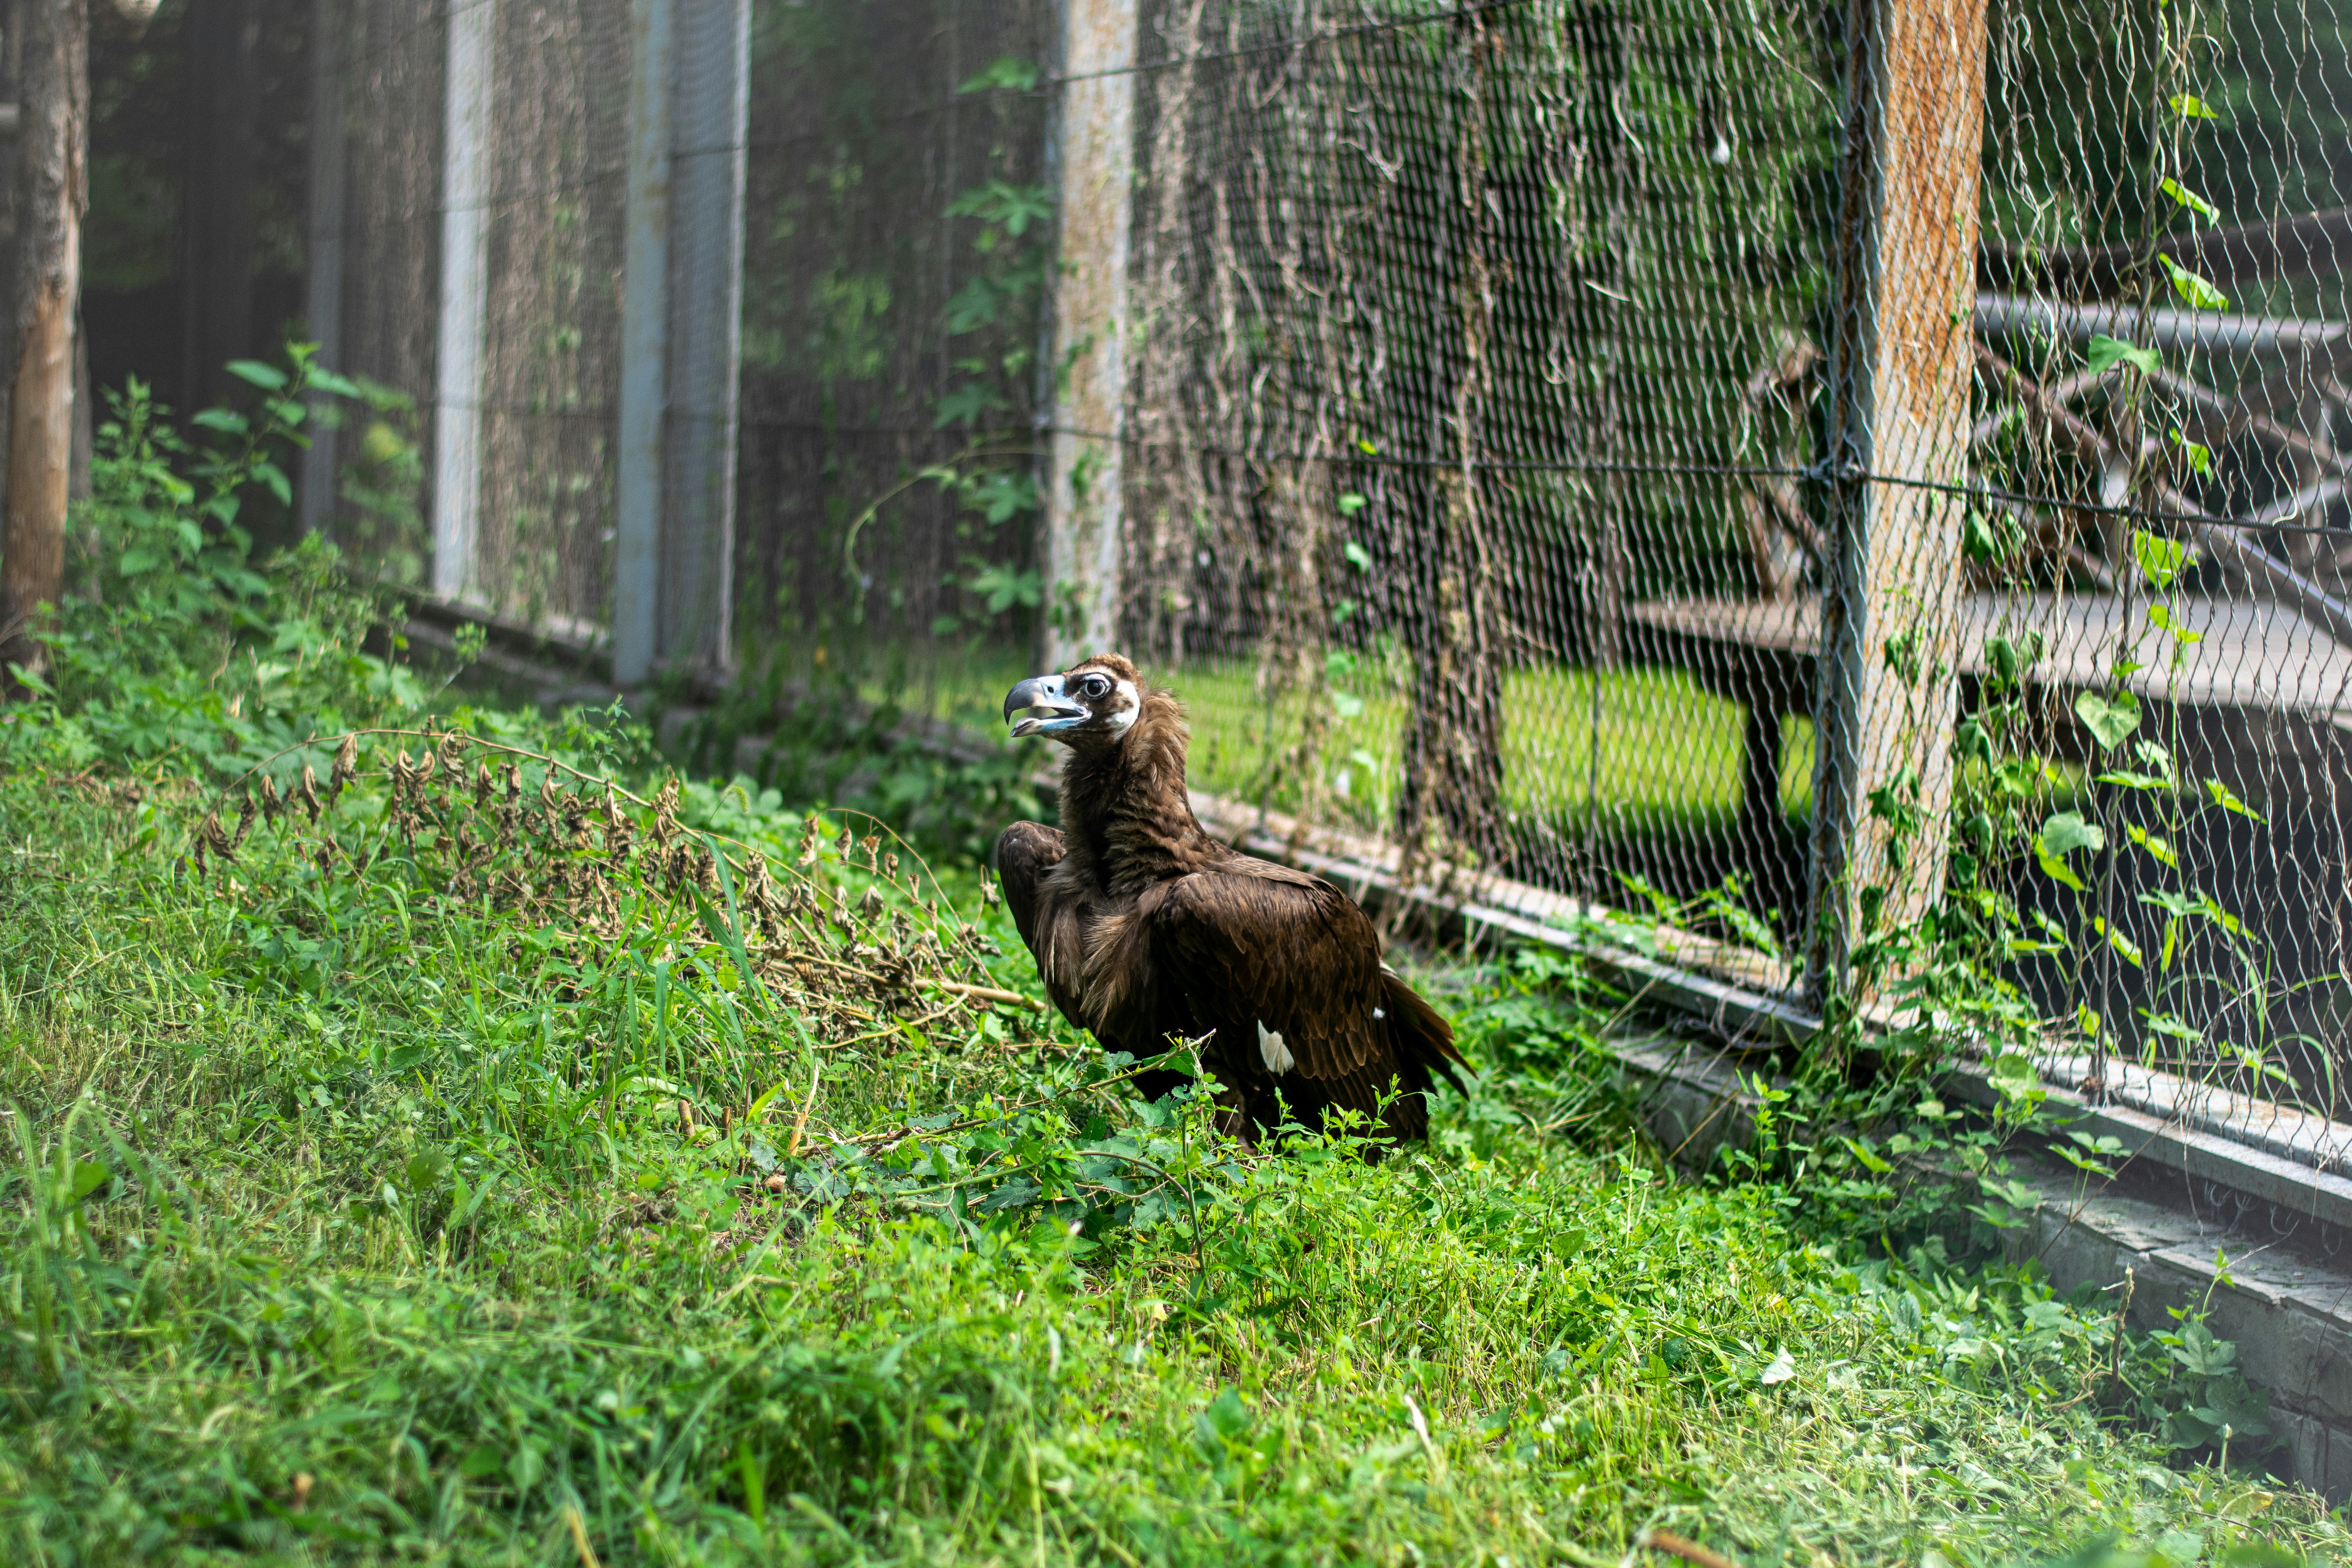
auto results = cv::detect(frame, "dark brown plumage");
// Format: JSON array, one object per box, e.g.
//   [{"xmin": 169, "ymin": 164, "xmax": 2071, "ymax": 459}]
[{"xmin": 993, "ymin": 653, "xmax": 1468, "ymax": 1150}]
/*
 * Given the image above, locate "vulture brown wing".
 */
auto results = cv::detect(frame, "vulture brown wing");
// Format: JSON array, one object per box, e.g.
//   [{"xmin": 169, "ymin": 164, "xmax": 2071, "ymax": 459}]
[
  {"xmin": 994, "ymin": 821, "xmax": 1089, "ymax": 1027},
  {"xmin": 1141, "ymin": 862, "xmax": 1388, "ymax": 1087}
]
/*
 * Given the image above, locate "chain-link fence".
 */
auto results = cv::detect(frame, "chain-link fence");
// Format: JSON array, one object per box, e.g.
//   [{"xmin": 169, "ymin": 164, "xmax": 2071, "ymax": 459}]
[
  {"xmin": 1975, "ymin": 0, "xmax": 2352, "ymax": 1138},
  {"xmin": 729, "ymin": 0, "xmax": 2352, "ymax": 1136},
  {"xmin": 305, "ymin": 0, "xmax": 2352, "ymax": 1139},
  {"xmin": 312, "ymin": 0, "xmax": 744, "ymax": 666}
]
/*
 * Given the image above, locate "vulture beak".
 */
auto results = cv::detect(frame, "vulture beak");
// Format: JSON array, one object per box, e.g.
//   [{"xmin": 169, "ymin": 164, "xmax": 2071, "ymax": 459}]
[{"xmin": 1005, "ymin": 673, "xmax": 1085, "ymax": 739}]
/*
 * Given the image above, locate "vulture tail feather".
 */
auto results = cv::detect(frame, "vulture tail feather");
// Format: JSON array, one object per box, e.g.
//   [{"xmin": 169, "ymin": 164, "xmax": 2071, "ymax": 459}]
[{"xmin": 1383, "ymin": 973, "xmax": 1471, "ymax": 1098}]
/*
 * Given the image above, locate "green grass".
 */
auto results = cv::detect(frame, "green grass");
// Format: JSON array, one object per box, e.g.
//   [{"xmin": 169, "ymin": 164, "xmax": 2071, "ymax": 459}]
[
  {"xmin": 843, "ymin": 645, "xmax": 1815, "ymax": 836},
  {"xmin": 0, "ymin": 730, "xmax": 2338, "ymax": 1566},
  {"xmin": 1177, "ymin": 660, "xmax": 1816, "ymax": 833}
]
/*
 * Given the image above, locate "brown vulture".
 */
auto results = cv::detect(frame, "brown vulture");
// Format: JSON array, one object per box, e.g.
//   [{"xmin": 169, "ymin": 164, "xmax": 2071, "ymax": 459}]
[{"xmin": 993, "ymin": 653, "xmax": 1468, "ymax": 1149}]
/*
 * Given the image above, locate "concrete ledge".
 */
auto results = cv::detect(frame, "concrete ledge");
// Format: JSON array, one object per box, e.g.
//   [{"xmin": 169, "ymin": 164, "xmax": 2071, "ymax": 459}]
[{"xmin": 1612, "ymin": 1031, "xmax": 2352, "ymax": 1501}]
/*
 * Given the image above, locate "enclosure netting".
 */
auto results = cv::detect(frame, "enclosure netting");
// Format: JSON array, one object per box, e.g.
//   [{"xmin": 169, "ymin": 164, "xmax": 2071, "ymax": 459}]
[
  {"xmin": 736, "ymin": 0, "xmax": 2352, "ymax": 1142},
  {"xmin": 1973, "ymin": 0, "xmax": 2352, "ymax": 1148},
  {"xmin": 304, "ymin": 0, "xmax": 2352, "ymax": 1143},
  {"xmin": 734, "ymin": 0, "xmax": 1055, "ymax": 687},
  {"xmin": 327, "ymin": 0, "xmax": 630, "ymax": 633}
]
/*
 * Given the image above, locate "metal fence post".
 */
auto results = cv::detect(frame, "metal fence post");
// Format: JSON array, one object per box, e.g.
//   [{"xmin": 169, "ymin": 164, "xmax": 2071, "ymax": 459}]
[
  {"xmin": 662, "ymin": 0, "xmax": 749, "ymax": 674},
  {"xmin": 1806, "ymin": 0, "xmax": 1989, "ymax": 1004},
  {"xmin": 300, "ymin": 0, "xmax": 344, "ymax": 536},
  {"xmin": 1038, "ymin": 0, "xmax": 1137, "ymax": 671},
  {"xmin": 613, "ymin": 0, "xmax": 675, "ymax": 686},
  {"xmin": 431, "ymin": 0, "xmax": 494, "ymax": 601}
]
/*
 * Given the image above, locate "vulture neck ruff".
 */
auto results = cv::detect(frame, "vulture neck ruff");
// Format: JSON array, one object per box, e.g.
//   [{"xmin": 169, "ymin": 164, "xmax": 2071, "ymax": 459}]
[{"xmin": 1054, "ymin": 683, "xmax": 1224, "ymax": 898}]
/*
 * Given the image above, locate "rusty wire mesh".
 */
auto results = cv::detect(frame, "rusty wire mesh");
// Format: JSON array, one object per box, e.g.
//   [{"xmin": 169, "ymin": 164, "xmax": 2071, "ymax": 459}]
[
  {"xmin": 1972, "ymin": 0, "xmax": 2352, "ymax": 1143},
  {"xmin": 325, "ymin": 0, "xmax": 631, "ymax": 631},
  {"xmin": 730, "ymin": 0, "xmax": 2352, "ymax": 1139},
  {"xmin": 302, "ymin": 0, "xmax": 2352, "ymax": 1140}
]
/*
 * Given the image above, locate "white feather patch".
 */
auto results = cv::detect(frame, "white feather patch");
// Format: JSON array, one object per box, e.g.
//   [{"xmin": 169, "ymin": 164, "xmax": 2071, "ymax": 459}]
[
  {"xmin": 1105, "ymin": 679, "xmax": 1141, "ymax": 732},
  {"xmin": 1257, "ymin": 1019, "xmax": 1294, "ymax": 1075}
]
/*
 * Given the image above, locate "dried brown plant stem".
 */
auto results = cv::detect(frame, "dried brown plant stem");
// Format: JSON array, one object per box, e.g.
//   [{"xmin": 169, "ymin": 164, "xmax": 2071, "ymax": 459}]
[
  {"xmin": 785, "ymin": 1063, "xmax": 819, "ymax": 1159},
  {"xmin": 205, "ymin": 729, "xmax": 992, "ymax": 976},
  {"xmin": 563, "ymin": 1506, "xmax": 603, "ymax": 1568},
  {"xmin": 1638, "ymin": 1529, "xmax": 1744, "ymax": 1568},
  {"xmin": 773, "ymin": 949, "xmax": 1042, "ymax": 1011}
]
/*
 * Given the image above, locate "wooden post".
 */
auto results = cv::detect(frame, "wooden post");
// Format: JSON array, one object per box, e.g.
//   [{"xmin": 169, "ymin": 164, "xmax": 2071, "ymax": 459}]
[
  {"xmin": 1038, "ymin": 0, "xmax": 1137, "ymax": 670},
  {"xmin": 0, "ymin": 0, "xmax": 85, "ymax": 686},
  {"xmin": 1806, "ymin": 0, "xmax": 1989, "ymax": 1003}
]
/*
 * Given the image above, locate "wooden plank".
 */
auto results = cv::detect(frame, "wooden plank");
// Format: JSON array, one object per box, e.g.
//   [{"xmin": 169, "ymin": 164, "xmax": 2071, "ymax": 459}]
[{"xmin": 1634, "ymin": 593, "xmax": 2352, "ymax": 720}]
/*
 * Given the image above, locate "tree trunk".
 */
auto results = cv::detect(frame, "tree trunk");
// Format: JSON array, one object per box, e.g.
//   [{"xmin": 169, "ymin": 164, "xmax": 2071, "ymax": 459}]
[{"xmin": 0, "ymin": 0, "xmax": 88, "ymax": 688}]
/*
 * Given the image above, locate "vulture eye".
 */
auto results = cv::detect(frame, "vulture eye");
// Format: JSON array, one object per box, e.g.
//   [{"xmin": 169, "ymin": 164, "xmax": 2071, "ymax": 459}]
[{"xmin": 1080, "ymin": 675, "xmax": 1111, "ymax": 700}]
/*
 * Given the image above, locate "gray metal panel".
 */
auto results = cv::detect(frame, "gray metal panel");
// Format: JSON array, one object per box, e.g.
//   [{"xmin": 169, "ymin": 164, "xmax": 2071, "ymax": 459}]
[
  {"xmin": 613, "ymin": 0, "xmax": 675, "ymax": 685},
  {"xmin": 660, "ymin": 0, "xmax": 749, "ymax": 671},
  {"xmin": 430, "ymin": 0, "xmax": 495, "ymax": 600}
]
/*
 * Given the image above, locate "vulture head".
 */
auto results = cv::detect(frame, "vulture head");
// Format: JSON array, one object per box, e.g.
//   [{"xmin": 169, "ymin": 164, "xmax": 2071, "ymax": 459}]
[{"xmin": 1004, "ymin": 655, "xmax": 1144, "ymax": 748}]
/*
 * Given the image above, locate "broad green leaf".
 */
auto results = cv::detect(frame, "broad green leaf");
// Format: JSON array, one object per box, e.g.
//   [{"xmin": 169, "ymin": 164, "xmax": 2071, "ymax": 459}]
[
  {"xmin": 2202, "ymin": 778, "xmax": 2263, "ymax": 821},
  {"xmin": 192, "ymin": 408, "xmax": 249, "ymax": 434},
  {"xmin": 69, "ymin": 1160, "xmax": 111, "ymax": 1201},
  {"xmin": 2196, "ymin": 893, "xmax": 2247, "ymax": 937},
  {"xmin": 405, "ymin": 1149, "xmax": 453, "ymax": 1191},
  {"xmin": 2086, "ymin": 334, "xmax": 2161, "ymax": 377},
  {"xmin": 2127, "ymin": 822, "xmax": 2179, "ymax": 867},
  {"xmin": 1197, "ymin": 1385, "xmax": 1252, "ymax": 1441},
  {"xmin": 2095, "ymin": 768, "xmax": 2170, "ymax": 790},
  {"xmin": 225, "ymin": 359, "xmax": 289, "ymax": 390},
  {"xmin": 1343, "ymin": 541, "xmax": 1372, "ymax": 570},
  {"xmin": 2097, "ymin": 918, "xmax": 2144, "ymax": 969},
  {"xmin": 2159, "ymin": 252, "xmax": 2229, "ymax": 311},
  {"xmin": 2132, "ymin": 528, "xmax": 2190, "ymax": 589},
  {"xmin": 2170, "ymin": 428, "xmax": 2212, "ymax": 475},
  {"xmin": 2041, "ymin": 811, "xmax": 2105, "ymax": 856},
  {"xmin": 2160, "ymin": 177, "xmax": 2220, "ymax": 222},
  {"xmin": 1337, "ymin": 492, "xmax": 1367, "ymax": 516},
  {"xmin": 957, "ymin": 55, "xmax": 1040, "ymax": 93},
  {"xmin": 2147, "ymin": 602, "xmax": 2203, "ymax": 643},
  {"xmin": 2034, "ymin": 839, "xmax": 2085, "ymax": 891},
  {"xmin": 2170, "ymin": 92, "xmax": 2220, "ymax": 120},
  {"xmin": 2074, "ymin": 689, "xmax": 2140, "ymax": 750},
  {"xmin": 1842, "ymin": 1137, "xmax": 1893, "ymax": 1174}
]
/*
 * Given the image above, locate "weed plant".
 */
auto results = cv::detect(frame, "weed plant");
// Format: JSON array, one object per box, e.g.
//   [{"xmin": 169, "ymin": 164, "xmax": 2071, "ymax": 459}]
[
  {"xmin": 1, "ymin": 746, "xmax": 2343, "ymax": 1563},
  {"xmin": 0, "ymin": 358, "xmax": 2343, "ymax": 1564}
]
